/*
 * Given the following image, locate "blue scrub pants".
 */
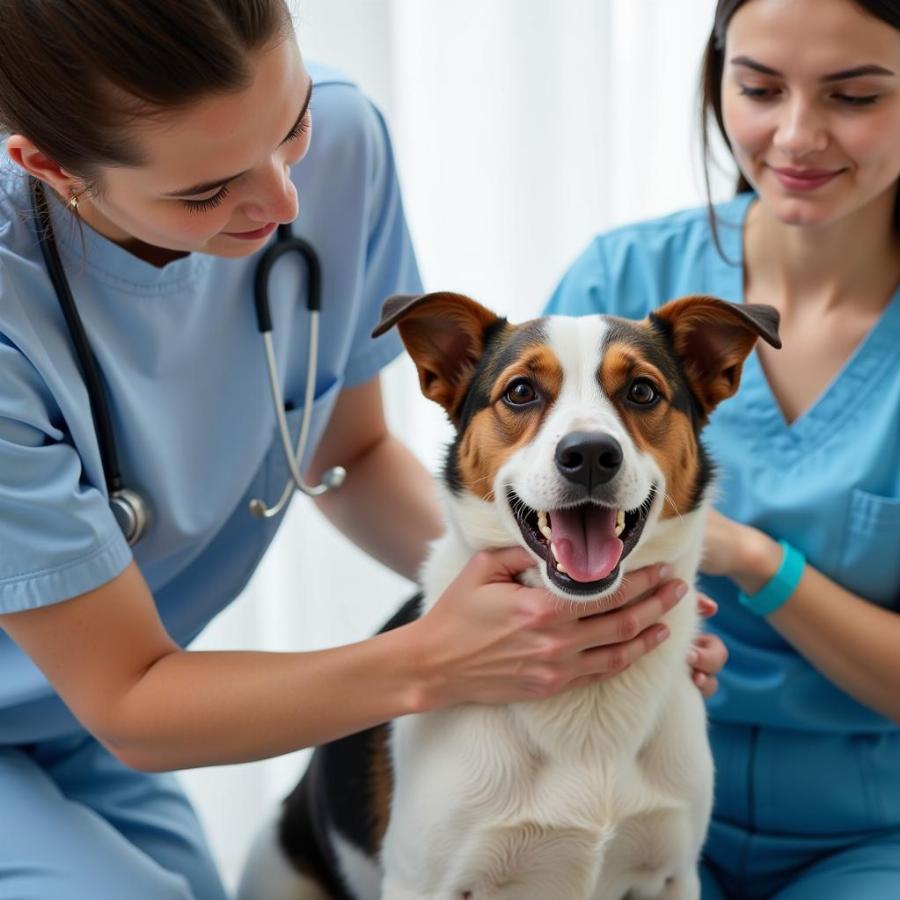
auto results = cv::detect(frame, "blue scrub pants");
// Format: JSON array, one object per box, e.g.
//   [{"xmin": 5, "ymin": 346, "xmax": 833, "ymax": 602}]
[
  {"xmin": 699, "ymin": 720, "xmax": 900, "ymax": 899},
  {"xmin": 0, "ymin": 730, "xmax": 228, "ymax": 899}
]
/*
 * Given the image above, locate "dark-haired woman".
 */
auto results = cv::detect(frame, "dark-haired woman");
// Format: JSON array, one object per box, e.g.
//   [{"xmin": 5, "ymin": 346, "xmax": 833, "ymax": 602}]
[
  {"xmin": 0, "ymin": 2, "xmax": 725, "ymax": 896},
  {"xmin": 547, "ymin": 0, "xmax": 900, "ymax": 896}
]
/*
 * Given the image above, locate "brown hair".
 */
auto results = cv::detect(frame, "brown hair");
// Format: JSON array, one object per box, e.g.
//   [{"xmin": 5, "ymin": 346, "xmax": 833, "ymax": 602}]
[
  {"xmin": 700, "ymin": 0, "xmax": 900, "ymax": 257},
  {"xmin": 0, "ymin": 0, "xmax": 293, "ymax": 185}
]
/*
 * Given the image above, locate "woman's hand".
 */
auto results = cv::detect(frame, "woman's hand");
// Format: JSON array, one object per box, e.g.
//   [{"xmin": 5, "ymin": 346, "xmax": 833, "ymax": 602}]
[
  {"xmin": 701, "ymin": 507, "xmax": 781, "ymax": 595},
  {"xmin": 691, "ymin": 594, "xmax": 728, "ymax": 698},
  {"xmin": 409, "ymin": 549, "xmax": 688, "ymax": 710}
]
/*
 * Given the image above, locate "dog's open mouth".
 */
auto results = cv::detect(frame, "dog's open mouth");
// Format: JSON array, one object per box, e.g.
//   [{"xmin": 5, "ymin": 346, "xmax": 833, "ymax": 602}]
[{"xmin": 508, "ymin": 488, "xmax": 655, "ymax": 595}]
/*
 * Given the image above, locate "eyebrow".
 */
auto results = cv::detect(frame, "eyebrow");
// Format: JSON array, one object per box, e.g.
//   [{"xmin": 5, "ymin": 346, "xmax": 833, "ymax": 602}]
[
  {"xmin": 730, "ymin": 56, "xmax": 896, "ymax": 83},
  {"xmin": 165, "ymin": 80, "xmax": 314, "ymax": 198}
]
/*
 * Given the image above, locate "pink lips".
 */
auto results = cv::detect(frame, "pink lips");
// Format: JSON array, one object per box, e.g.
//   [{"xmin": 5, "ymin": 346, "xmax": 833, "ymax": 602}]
[
  {"xmin": 223, "ymin": 222, "xmax": 277, "ymax": 241},
  {"xmin": 769, "ymin": 165, "xmax": 843, "ymax": 192}
]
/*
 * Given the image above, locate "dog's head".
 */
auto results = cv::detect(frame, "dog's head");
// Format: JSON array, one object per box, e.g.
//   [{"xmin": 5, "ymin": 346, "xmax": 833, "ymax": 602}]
[{"xmin": 374, "ymin": 293, "xmax": 779, "ymax": 601}]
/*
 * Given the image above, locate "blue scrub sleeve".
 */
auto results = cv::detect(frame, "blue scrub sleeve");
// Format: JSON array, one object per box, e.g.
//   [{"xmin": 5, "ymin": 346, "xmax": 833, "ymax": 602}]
[{"xmin": 0, "ymin": 338, "xmax": 131, "ymax": 614}]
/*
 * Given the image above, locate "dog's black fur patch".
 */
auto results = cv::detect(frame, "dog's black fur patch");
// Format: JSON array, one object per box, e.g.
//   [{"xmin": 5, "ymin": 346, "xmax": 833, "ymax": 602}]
[
  {"xmin": 445, "ymin": 319, "xmax": 548, "ymax": 495},
  {"xmin": 278, "ymin": 594, "xmax": 424, "ymax": 899},
  {"xmin": 604, "ymin": 316, "xmax": 715, "ymax": 513}
]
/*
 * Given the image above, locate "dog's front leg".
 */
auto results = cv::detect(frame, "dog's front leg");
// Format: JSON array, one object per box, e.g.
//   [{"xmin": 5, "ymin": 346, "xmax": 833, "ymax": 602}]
[
  {"xmin": 630, "ymin": 868, "xmax": 700, "ymax": 900},
  {"xmin": 380, "ymin": 709, "xmax": 497, "ymax": 898},
  {"xmin": 664, "ymin": 869, "xmax": 701, "ymax": 900}
]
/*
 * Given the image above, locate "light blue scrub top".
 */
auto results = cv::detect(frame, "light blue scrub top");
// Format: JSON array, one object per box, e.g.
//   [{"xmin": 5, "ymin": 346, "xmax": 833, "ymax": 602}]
[
  {"xmin": 0, "ymin": 65, "xmax": 420, "ymax": 742},
  {"xmin": 546, "ymin": 194, "xmax": 900, "ymax": 735}
]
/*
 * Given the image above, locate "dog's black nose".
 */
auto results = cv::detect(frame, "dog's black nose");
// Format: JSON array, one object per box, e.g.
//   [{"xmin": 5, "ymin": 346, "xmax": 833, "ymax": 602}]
[{"xmin": 555, "ymin": 431, "xmax": 623, "ymax": 488}]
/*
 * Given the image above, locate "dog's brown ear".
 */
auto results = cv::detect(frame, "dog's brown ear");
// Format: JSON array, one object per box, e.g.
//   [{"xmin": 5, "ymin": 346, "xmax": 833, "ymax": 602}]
[
  {"xmin": 651, "ymin": 295, "xmax": 781, "ymax": 417},
  {"xmin": 373, "ymin": 291, "xmax": 504, "ymax": 417}
]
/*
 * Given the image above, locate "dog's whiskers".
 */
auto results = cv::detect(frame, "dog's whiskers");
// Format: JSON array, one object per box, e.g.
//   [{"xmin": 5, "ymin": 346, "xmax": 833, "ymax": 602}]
[{"xmin": 664, "ymin": 491, "xmax": 684, "ymax": 521}]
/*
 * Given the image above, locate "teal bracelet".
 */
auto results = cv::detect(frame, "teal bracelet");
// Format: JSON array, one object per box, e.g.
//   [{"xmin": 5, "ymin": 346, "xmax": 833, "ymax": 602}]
[{"xmin": 737, "ymin": 539, "xmax": 805, "ymax": 616}]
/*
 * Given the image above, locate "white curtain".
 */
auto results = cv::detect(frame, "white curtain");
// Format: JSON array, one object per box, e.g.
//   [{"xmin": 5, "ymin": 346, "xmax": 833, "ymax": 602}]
[{"xmin": 182, "ymin": 0, "xmax": 732, "ymax": 888}]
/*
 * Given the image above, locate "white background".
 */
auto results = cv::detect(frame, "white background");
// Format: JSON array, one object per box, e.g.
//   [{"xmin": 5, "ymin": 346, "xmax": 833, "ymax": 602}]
[{"xmin": 181, "ymin": 0, "xmax": 733, "ymax": 889}]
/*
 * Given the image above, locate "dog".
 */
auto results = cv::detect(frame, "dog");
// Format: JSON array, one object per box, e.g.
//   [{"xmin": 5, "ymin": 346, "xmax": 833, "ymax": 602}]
[{"xmin": 238, "ymin": 292, "xmax": 780, "ymax": 900}]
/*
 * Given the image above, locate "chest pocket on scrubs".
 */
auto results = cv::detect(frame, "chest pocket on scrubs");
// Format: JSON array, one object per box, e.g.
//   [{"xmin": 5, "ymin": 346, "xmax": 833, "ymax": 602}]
[{"xmin": 838, "ymin": 488, "xmax": 900, "ymax": 609}]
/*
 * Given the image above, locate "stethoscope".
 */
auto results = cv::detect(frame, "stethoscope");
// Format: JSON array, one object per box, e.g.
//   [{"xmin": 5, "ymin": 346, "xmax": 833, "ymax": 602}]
[{"xmin": 30, "ymin": 178, "xmax": 345, "ymax": 547}]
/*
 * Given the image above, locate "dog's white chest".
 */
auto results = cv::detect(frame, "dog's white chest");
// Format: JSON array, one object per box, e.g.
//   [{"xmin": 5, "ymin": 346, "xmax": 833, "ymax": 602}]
[{"xmin": 382, "ymin": 639, "xmax": 711, "ymax": 900}]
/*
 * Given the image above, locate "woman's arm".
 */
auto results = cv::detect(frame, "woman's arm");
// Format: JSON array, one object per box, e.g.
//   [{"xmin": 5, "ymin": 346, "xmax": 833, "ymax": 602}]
[
  {"xmin": 307, "ymin": 376, "xmax": 443, "ymax": 582},
  {"xmin": 0, "ymin": 552, "xmax": 688, "ymax": 772},
  {"xmin": 704, "ymin": 508, "xmax": 900, "ymax": 724}
]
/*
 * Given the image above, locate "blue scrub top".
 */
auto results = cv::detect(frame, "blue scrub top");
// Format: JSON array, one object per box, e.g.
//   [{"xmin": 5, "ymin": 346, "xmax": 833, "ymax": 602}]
[
  {"xmin": 0, "ymin": 64, "xmax": 421, "ymax": 742},
  {"xmin": 546, "ymin": 194, "xmax": 900, "ymax": 735}
]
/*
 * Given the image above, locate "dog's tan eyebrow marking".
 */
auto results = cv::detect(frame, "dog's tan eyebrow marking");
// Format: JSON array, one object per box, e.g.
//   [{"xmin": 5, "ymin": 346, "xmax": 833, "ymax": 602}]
[
  {"xmin": 455, "ymin": 341, "xmax": 562, "ymax": 501},
  {"xmin": 596, "ymin": 345, "xmax": 670, "ymax": 405},
  {"xmin": 491, "ymin": 345, "xmax": 564, "ymax": 405},
  {"xmin": 455, "ymin": 320, "xmax": 546, "ymax": 434},
  {"xmin": 600, "ymin": 338, "xmax": 701, "ymax": 520}
]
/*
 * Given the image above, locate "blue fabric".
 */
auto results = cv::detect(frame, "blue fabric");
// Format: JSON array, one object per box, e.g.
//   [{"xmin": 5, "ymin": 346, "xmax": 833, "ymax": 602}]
[
  {"xmin": 0, "ymin": 65, "xmax": 421, "ymax": 745},
  {"xmin": 737, "ymin": 539, "xmax": 805, "ymax": 616},
  {"xmin": 700, "ymin": 720, "xmax": 900, "ymax": 898},
  {"xmin": 544, "ymin": 196, "xmax": 900, "ymax": 891},
  {"xmin": 0, "ymin": 732, "xmax": 227, "ymax": 899}
]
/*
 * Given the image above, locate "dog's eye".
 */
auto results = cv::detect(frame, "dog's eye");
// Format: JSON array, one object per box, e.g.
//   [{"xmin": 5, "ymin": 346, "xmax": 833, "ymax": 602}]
[
  {"xmin": 504, "ymin": 379, "xmax": 538, "ymax": 406},
  {"xmin": 628, "ymin": 379, "xmax": 659, "ymax": 406}
]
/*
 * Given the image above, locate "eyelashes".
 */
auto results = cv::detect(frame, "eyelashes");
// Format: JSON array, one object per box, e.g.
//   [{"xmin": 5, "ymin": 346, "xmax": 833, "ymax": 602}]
[
  {"xmin": 833, "ymin": 93, "xmax": 880, "ymax": 107},
  {"xmin": 283, "ymin": 111, "xmax": 312, "ymax": 143},
  {"xmin": 181, "ymin": 184, "xmax": 231, "ymax": 214},
  {"xmin": 738, "ymin": 84, "xmax": 881, "ymax": 107},
  {"xmin": 180, "ymin": 112, "xmax": 312, "ymax": 214}
]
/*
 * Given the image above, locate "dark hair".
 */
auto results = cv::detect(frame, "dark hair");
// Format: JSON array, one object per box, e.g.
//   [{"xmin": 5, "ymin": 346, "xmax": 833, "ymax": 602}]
[
  {"xmin": 700, "ymin": 0, "xmax": 900, "ymax": 255},
  {"xmin": 0, "ymin": 0, "xmax": 293, "ymax": 185}
]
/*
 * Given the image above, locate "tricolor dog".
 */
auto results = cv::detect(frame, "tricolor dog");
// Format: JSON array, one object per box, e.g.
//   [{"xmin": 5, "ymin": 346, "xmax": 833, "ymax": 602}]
[{"xmin": 239, "ymin": 292, "xmax": 781, "ymax": 900}]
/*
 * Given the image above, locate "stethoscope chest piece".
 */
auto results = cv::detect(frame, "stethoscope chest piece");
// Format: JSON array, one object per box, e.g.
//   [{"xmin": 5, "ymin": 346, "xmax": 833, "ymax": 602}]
[{"xmin": 110, "ymin": 488, "xmax": 152, "ymax": 547}]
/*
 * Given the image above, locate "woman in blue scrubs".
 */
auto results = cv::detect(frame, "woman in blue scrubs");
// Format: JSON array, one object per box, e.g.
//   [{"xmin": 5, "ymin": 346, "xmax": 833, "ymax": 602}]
[
  {"xmin": 547, "ymin": 0, "xmax": 900, "ymax": 897},
  {"xmin": 0, "ymin": 2, "xmax": 720, "ymax": 897}
]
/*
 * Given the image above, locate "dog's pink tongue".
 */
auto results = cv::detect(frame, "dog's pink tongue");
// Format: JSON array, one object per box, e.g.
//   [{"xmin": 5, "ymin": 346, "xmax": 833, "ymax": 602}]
[{"xmin": 550, "ymin": 506, "xmax": 623, "ymax": 583}]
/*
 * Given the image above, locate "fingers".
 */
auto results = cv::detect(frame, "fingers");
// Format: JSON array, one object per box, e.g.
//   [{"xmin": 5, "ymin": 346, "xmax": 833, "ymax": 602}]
[
  {"xmin": 692, "ymin": 672, "xmax": 718, "ymax": 698},
  {"xmin": 575, "ymin": 617, "xmax": 672, "ymax": 680},
  {"xmin": 466, "ymin": 547, "xmax": 537, "ymax": 582},
  {"xmin": 697, "ymin": 593, "xmax": 718, "ymax": 618},
  {"xmin": 688, "ymin": 633, "xmax": 729, "ymax": 677},
  {"xmin": 560, "ymin": 564, "xmax": 676, "ymax": 621},
  {"xmin": 571, "ymin": 577, "xmax": 687, "ymax": 662}
]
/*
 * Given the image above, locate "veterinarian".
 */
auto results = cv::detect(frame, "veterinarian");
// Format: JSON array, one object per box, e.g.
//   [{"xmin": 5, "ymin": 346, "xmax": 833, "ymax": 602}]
[
  {"xmin": 546, "ymin": 0, "xmax": 900, "ymax": 897},
  {"xmin": 0, "ymin": 2, "xmax": 729, "ymax": 897}
]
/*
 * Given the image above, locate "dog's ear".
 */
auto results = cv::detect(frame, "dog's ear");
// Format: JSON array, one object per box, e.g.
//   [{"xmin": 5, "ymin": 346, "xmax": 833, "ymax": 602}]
[
  {"xmin": 373, "ymin": 291, "xmax": 505, "ymax": 417},
  {"xmin": 651, "ymin": 295, "xmax": 781, "ymax": 417}
]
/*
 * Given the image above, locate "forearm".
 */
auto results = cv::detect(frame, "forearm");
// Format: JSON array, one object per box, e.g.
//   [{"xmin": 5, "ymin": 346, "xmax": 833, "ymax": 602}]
[
  {"xmin": 314, "ymin": 433, "xmax": 443, "ymax": 581},
  {"xmin": 730, "ymin": 529, "xmax": 900, "ymax": 723},
  {"xmin": 107, "ymin": 624, "xmax": 425, "ymax": 772},
  {"xmin": 767, "ymin": 566, "xmax": 900, "ymax": 724}
]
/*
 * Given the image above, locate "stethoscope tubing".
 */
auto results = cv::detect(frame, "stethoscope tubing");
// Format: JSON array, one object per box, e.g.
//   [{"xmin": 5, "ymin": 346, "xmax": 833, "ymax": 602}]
[
  {"xmin": 30, "ymin": 179, "xmax": 124, "ymax": 495},
  {"xmin": 250, "ymin": 315, "xmax": 328, "ymax": 518},
  {"xmin": 30, "ymin": 180, "xmax": 344, "ymax": 546},
  {"xmin": 248, "ymin": 226, "xmax": 345, "ymax": 518}
]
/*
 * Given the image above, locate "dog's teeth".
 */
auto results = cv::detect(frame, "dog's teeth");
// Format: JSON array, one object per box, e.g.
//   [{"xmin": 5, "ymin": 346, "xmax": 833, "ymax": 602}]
[
  {"xmin": 538, "ymin": 509, "xmax": 552, "ymax": 540},
  {"xmin": 550, "ymin": 540, "xmax": 567, "ymax": 573},
  {"xmin": 614, "ymin": 508, "xmax": 626, "ymax": 537}
]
